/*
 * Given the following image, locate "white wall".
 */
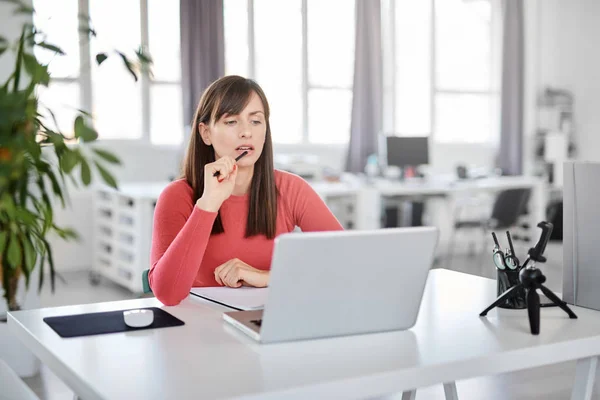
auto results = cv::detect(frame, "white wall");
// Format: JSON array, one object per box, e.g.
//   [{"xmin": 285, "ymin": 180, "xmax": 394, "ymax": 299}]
[{"xmin": 534, "ymin": 0, "xmax": 600, "ymax": 163}]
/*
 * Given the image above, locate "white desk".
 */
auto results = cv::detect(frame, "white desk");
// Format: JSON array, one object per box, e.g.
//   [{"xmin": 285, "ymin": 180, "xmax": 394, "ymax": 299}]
[
  {"xmin": 9, "ymin": 269, "xmax": 600, "ymax": 400},
  {"xmin": 359, "ymin": 176, "xmax": 547, "ymax": 234}
]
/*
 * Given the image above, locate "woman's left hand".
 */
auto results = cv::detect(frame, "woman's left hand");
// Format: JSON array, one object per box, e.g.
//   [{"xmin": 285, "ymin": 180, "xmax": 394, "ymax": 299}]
[{"xmin": 214, "ymin": 258, "xmax": 269, "ymax": 288}]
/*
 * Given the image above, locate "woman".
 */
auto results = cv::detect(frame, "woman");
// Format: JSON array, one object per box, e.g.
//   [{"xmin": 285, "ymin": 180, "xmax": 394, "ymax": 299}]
[{"xmin": 149, "ymin": 75, "xmax": 344, "ymax": 306}]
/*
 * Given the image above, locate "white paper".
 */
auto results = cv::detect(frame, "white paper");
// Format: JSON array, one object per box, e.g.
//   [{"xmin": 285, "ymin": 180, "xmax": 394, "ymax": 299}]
[{"xmin": 189, "ymin": 287, "xmax": 268, "ymax": 310}]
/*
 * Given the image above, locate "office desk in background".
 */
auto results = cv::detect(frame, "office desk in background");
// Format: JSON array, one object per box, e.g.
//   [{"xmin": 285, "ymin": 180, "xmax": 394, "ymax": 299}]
[
  {"xmin": 9, "ymin": 269, "xmax": 600, "ymax": 400},
  {"xmin": 282, "ymin": 174, "xmax": 547, "ymax": 233},
  {"xmin": 348, "ymin": 175, "xmax": 547, "ymax": 235}
]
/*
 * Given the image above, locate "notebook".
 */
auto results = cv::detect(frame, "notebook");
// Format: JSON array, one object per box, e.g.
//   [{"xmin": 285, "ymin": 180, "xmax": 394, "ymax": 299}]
[{"xmin": 189, "ymin": 287, "xmax": 268, "ymax": 311}]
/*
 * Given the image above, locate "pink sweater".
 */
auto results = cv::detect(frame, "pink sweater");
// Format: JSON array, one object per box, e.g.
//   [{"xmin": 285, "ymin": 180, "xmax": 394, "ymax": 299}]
[{"xmin": 149, "ymin": 170, "xmax": 344, "ymax": 305}]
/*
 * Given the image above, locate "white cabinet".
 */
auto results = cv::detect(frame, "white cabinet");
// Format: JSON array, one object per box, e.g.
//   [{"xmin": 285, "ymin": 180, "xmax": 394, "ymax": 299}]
[{"xmin": 92, "ymin": 183, "xmax": 167, "ymax": 293}]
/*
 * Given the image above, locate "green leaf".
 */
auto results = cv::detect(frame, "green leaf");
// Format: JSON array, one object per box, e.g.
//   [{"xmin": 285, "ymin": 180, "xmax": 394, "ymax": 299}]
[
  {"xmin": 46, "ymin": 168, "xmax": 65, "ymax": 207},
  {"xmin": 43, "ymin": 106, "xmax": 62, "ymax": 134},
  {"xmin": 6, "ymin": 234, "xmax": 22, "ymax": 269},
  {"xmin": 0, "ymin": 231, "xmax": 7, "ymax": 256},
  {"xmin": 135, "ymin": 46, "xmax": 153, "ymax": 65},
  {"xmin": 94, "ymin": 161, "xmax": 118, "ymax": 189},
  {"xmin": 18, "ymin": 169, "xmax": 28, "ymax": 206},
  {"xmin": 116, "ymin": 51, "xmax": 138, "ymax": 82},
  {"xmin": 37, "ymin": 238, "xmax": 45, "ymax": 292},
  {"xmin": 13, "ymin": 27, "xmax": 26, "ymax": 92},
  {"xmin": 13, "ymin": 4, "xmax": 34, "ymax": 15},
  {"xmin": 73, "ymin": 115, "xmax": 98, "ymax": 142},
  {"xmin": 76, "ymin": 108, "xmax": 92, "ymax": 118},
  {"xmin": 92, "ymin": 148, "xmax": 121, "ymax": 165},
  {"xmin": 60, "ymin": 149, "xmax": 78, "ymax": 173},
  {"xmin": 52, "ymin": 225, "xmax": 78, "ymax": 241},
  {"xmin": 41, "ymin": 237, "xmax": 56, "ymax": 292},
  {"xmin": 95, "ymin": 53, "xmax": 108, "ymax": 66},
  {"xmin": 22, "ymin": 235, "xmax": 36, "ymax": 275},
  {"xmin": 36, "ymin": 161, "xmax": 65, "ymax": 208},
  {"xmin": 23, "ymin": 53, "xmax": 50, "ymax": 86},
  {"xmin": 15, "ymin": 208, "xmax": 36, "ymax": 225},
  {"xmin": 36, "ymin": 179, "xmax": 54, "ymax": 234},
  {"xmin": 80, "ymin": 158, "xmax": 91, "ymax": 186},
  {"xmin": 0, "ymin": 37, "xmax": 7, "ymax": 57},
  {"xmin": 35, "ymin": 41, "xmax": 65, "ymax": 55},
  {"xmin": 1, "ymin": 194, "xmax": 16, "ymax": 219},
  {"xmin": 46, "ymin": 130, "xmax": 67, "ymax": 150}
]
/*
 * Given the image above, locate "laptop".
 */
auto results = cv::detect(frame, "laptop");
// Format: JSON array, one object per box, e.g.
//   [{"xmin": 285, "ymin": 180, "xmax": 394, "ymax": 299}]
[{"xmin": 223, "ymin": 227, "xmax": 439, "ymax": 343}]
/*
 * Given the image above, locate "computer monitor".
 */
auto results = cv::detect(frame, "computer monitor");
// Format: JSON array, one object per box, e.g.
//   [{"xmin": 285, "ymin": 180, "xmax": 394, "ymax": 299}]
[{"xmin": 385, "ymin": 136, "xmax": 429, "ymax": 168}]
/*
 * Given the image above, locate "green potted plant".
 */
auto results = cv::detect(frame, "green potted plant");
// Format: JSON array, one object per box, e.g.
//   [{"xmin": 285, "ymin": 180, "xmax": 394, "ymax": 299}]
[{"xmin": 0, "ymin": 0, "xmax": 151, "ymax": 317}]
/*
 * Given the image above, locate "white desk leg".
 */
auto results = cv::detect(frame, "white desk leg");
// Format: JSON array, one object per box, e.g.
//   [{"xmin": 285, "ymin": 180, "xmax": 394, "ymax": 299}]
[
  {"xmin": 571, "ymin": 356, "xmax": 598, "ymax": 400},
  {"xmin": 443, "ymin": 382, "xmax": 459, "ymax": 400},
  {"xmin": 401, "ymin": 390, "xmax": 416, "ymax": 400},
  {"xmin": 356, "ymin": 187, "xmax": 381, "ymax": 230}
]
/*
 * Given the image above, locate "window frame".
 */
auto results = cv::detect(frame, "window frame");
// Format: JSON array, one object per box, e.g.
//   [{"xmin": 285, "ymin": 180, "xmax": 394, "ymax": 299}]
[
  {"xmin": 231, "ymin": 0, "xmax": 354, "ymax": 145},
  {"xmin": 384, "ymin": 0, "xmax": 502, "ymax": 144},
  {"xmin": 62, "ymin": 0, "xmax": 182, "ymax": 145}
]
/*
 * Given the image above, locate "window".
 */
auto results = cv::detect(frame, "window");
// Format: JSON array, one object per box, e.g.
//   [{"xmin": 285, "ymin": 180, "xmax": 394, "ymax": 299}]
[
  {"xmin": 224, "ymin": 0, "xmax": 355, "ymax": 144},
  {"xmin": 32, "ymin": 0, "xmax": 183, "ymax": 145},
  {"xmin": 383, "ymin": 0, "xmax": 501, "ymax": 144},
  {"xmin": 33, "ymin": 0, "xmax": 80, "ymax": 136}
]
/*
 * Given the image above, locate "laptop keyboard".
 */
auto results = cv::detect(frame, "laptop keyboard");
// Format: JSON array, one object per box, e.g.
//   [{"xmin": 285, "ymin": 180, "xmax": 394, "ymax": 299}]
[{"xmin": 250, "ymin": 319, "xmax": 262, "ymax": 327}]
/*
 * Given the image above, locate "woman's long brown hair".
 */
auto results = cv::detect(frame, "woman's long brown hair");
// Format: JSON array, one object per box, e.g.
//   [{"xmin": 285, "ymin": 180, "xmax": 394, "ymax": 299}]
[{"xmin": 182, "ymin": 76, "xmax": 278, "ymax": 239}]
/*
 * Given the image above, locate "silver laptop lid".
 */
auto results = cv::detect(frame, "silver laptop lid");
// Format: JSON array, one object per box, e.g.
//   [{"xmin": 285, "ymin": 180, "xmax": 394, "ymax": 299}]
[{"xmin": 259, "ymin": 227, "xmax": 439, "ymax": 343}]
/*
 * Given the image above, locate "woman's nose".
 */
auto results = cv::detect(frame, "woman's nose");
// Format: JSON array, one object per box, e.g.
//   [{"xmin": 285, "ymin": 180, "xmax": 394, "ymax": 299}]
[{"xmin": 239, "ymin": 122, "xmax": 252, "ymax": 138}]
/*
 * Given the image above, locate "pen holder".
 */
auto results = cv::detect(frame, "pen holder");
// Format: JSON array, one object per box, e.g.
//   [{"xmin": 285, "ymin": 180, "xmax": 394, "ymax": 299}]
[{"xmin": 496, "ymin": 269, "xmax": 527, "ymax": 309}]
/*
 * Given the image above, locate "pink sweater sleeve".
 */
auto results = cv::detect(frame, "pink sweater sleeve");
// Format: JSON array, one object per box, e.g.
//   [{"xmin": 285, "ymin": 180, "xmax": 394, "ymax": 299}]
[
  {"xmin": 285, "ymin": 174, "xmax": 345, "ymax": 232},
  {"xmin": 148, "ymin": 182, "xmax": 217, "ymax": 306}
]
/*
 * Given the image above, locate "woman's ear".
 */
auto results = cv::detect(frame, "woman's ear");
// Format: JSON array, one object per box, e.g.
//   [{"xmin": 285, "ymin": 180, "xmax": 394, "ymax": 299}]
[{"xmin": 199, "ymin": 122, "xmax": 211, "ymax": 145}]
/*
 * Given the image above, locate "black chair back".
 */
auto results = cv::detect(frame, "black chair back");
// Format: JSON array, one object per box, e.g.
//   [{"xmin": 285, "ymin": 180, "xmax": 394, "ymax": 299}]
[{"xmin": 490, "ymin": 188, "xmax": 531, "ymax": 229}]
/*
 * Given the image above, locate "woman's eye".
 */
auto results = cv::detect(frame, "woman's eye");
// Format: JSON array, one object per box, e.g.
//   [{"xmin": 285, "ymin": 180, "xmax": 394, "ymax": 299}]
[
  {"xmin": 251, "ymin": 120, "xmax": 262, "ymax": 125},
  {"xmin": 225, "ymin": 120, "xmax": 237, "ymax": 126}
]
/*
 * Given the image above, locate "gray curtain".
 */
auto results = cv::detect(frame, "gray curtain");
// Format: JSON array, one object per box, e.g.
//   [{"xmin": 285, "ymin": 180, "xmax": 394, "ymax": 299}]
[
  {"xmin": 345, "ymin": 0, "xmax": 383, "ymax": 173},
  {"xmin": 497, "ymin": 0, "xmax": 524, "ymax": 176},
  {"xmin": 180, "ymin": 0, "xmax": 225, "ymax": 125}
]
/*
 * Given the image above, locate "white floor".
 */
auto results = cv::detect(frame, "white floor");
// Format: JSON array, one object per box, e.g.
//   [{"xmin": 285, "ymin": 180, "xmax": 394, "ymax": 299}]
[{"xmin": 20, "ymin": 242, "xmax": 600, "ymax": 400}]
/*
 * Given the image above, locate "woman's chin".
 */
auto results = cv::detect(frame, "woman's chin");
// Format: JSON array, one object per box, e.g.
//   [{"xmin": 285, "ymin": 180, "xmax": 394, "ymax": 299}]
[{"xmin": 237, "ymin": 159, "xmax": 256, "ymax": 168}]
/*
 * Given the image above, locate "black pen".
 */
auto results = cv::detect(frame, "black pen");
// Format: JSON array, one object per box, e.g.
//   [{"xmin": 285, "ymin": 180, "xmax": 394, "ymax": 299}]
[{"xmin": 213, "ymin": 151, "xmax": 248, "ymax": 177}]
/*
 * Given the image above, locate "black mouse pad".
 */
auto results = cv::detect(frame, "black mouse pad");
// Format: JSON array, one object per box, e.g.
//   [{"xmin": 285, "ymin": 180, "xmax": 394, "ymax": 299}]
[{"xmin": 43, "ymin": 307, "xmax": 185, "ymax": 338}]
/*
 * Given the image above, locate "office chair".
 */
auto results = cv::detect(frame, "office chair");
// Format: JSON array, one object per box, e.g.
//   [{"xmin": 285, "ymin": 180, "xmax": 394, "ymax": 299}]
[
  {"xmin": 446, "ymin": 188, "xmax": 532, "ymax": 269},
  {"xmin": 142, "ymin": 269, "xmax": 152, "ymax": 294}
]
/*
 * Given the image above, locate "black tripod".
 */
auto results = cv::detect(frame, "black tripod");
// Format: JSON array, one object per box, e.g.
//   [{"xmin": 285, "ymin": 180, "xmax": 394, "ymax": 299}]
[{"xmin": 480, "ymin": 222, "xmax": 578, "ymax": 335}]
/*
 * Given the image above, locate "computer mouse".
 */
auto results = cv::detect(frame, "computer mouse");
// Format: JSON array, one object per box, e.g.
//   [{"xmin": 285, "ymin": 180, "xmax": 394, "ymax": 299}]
[{"xmin": 123, "ymin": 309, "xmax": 154, "ymax": 328}]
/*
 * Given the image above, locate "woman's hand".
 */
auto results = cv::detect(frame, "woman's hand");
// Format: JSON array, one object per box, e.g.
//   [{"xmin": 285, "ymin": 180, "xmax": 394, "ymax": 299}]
[
  {"xmin": 196, "ymin": 156, "xmax": 239, "ymax": 212},
  {"xmin": 214, "ymin": 258, "xmax": 269, "ymax": 288}
]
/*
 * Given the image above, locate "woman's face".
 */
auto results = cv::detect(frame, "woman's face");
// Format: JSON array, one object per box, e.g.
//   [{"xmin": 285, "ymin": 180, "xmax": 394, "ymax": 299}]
[{"xmin": 200, "ymin": 91, "xmax": 267, "ymax": 168}]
